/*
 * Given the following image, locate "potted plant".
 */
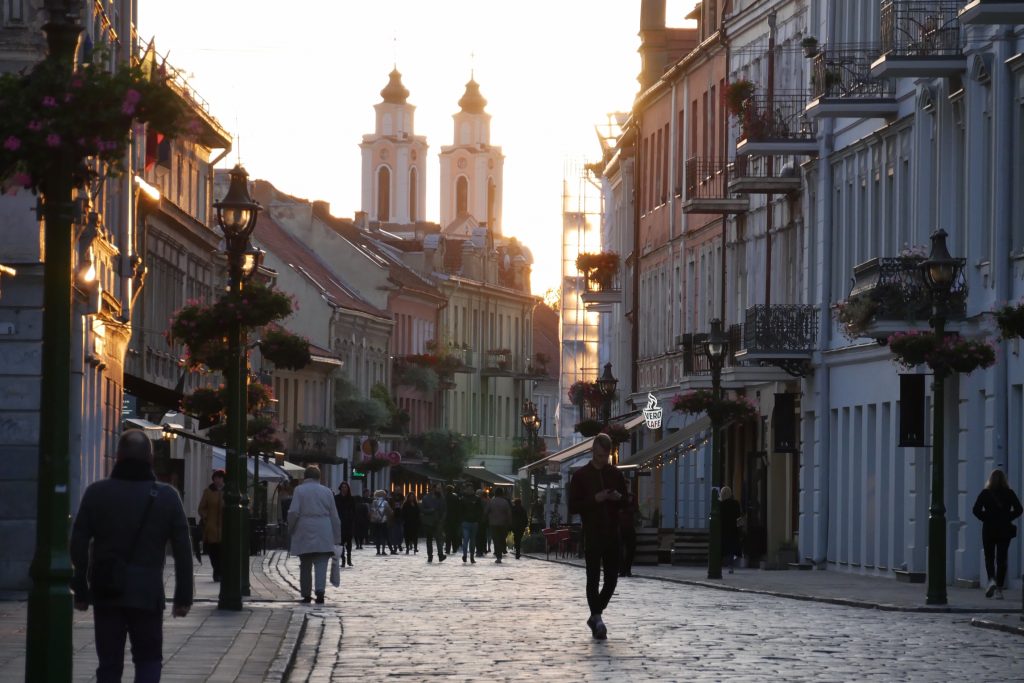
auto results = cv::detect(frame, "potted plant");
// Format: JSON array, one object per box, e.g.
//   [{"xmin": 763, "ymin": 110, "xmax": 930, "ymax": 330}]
[
  {"xmin": 259, "ymin": 328, "xmax": 312, "ymax": 370},
  {"xmin": 995, "ymin": 302, "xmax": 1024, "ymax": 340},
  {"xmin": 801, "ymin": 36, "xmax": 819, "ymax": 58},
  {"xmin": 673, "ymin": 389, "xmax": 758, "ymax": 423},
  {"xmin": 574, "ymin": 419, "xmax": 604, "ymax": 437},
  {"xmin": 576, "ymin": 252, "xmax": 620, "ymax": 291},
  {"xmin": 887, "ymin": 331, "xmax": 996, "ymax": 374},
  {"xmin": 832, "ymin": 296, "xmax": 880, "ymax": 340},
  {"xmin": 724, "ymin": 80, "xmax": 756, "ymax": 119}
]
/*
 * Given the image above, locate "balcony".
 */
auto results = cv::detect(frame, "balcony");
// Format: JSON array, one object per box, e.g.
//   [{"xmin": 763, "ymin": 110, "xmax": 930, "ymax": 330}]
[
  {"xmin": 289, "ymin": 426, "xmax": 339, "ymax": 463},
  {"xmin": 959, "ymin": 0, "xmax": 1024, "ymax": 25},
  {"xmin": 728, "ymin": 156, "xmax": 803, "ymax": 195},
  {"xmin": 448, "ymin": 347, "xmax": 476, "ymax": 373},
  {"xmin": 871, "ymin": 1, "xmax": 966, "ymax": 79},
  {"xmin": 481, "ymin": 350, "xmax": 518, "ymax": 379},
  {"xmin": 733, "ymin": 305, "xmax": 819, "ymax": 377},
  {"xmin": 735, "ymin": 93, "xmax": 819, "ymax": 157},
  {"xmin": 805, "ymin": 45, "xmax": 898, "ymax": 119},
  {"xmin": 682, "ymin": 158, "xmax": 750, "ymax": 215},
  {"xmin": 844, "ymin": 256, "xmax": 966, "ymax": 340},
  {"xmin": 576, "ymin": 252, "xmax": 622, "ymax": 311}
]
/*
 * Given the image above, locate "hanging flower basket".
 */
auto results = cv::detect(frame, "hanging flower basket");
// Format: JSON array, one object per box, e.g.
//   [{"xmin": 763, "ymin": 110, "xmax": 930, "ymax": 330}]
[
  {"xmin": 832, "ymin": 296, "xmax": 880, "ymax": 340},
  {"xmin": 995, "ymin": 303, "xmax": 1024, "ymax": 340},
  {"xmin": 672, "ymin": 389, "xmax": 758, "ymax": 423},
  {"xmin": 181, "ymin": 386, "xmax": 223, "ymax": 420},
  {"xmin": 601, "ymin": 422, "xmax": 630, "ymax": 444},
  {"xmin": 887, "ymin": 331, "xmax": 996, "ymax": 374},
  {"xmin": 259, "ymin": 328, "xmax": 312, "ymax": 370},
  {"xmin": 568, "ymin": 381, "xmax": 605, "ymax": 407},
  {"xmin": 724, "ymin": 80, "xmax": 756, "ymax": 118},
  {"xmin": 215, "ymin": 283, "xmax": 293, "ymax": 330},
  {"xmin": 576, "ymin": 252, "xmax": 619, "ymax": 290},
  {"xmin": 0, "ymin": 56, "xmax": 190, "ymax": 194},
  {"xmin": 574, "ymin": 419, "xmax": 604, "ymax": 437}
]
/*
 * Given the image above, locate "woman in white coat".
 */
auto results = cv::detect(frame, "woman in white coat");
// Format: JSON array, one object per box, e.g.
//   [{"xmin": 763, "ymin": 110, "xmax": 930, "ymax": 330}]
[{"xmin": 288, "ymin": 466, "xmax": 341, "ymax": 604}]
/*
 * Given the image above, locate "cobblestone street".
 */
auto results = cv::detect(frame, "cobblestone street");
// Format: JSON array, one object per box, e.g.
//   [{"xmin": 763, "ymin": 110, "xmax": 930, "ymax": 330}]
[{"xmin": 268, "ymin": 548, "xmax": 1024, "ymax": 682}]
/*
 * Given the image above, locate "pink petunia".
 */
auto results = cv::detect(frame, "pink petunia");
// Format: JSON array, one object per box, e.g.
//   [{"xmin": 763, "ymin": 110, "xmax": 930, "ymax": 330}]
[
  {"xmin": 41, "ymin": 96, "xmax": 57, "ymax": 108},
  {"xmin": 123, "ymin": 89, "xmax": 141, "ymax": 105},
  {"xmin": 3, "ymin": 136, "xmax": 20, "ymax": 151},
  {"xmin": 121, "ymin": 102, "xmax": 136, "ymax": 116},
  {"xmin": 27, "ymin": 121, "xmax": 42, "ymax": 132},
  {"xmin": 46, "ymin": 133, "xmax": 61, "ymax": 147}
]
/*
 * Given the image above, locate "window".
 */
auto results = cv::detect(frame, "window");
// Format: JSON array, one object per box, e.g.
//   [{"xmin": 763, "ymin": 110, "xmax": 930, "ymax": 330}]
[
  {"xmin": 3, "ymin": 0, "xmax": 25, "ymax": 26},
  {"xmin": 456, "ymin": 176, "xmax": 468, "ymax": 215},
  {"xmin": 487, "ymin": 178, "xmax": 496, "ymax": 227},
  {"xmin": 409, "ymin": 167, "xmax": 418, "ymax": 221},
  {"xmin": 377, "ymin": 166, "xmax": 391, "ymax": 221},
  {"xmin": 655, "ymin": 128, "xmax": 663, "ymax": 205}
]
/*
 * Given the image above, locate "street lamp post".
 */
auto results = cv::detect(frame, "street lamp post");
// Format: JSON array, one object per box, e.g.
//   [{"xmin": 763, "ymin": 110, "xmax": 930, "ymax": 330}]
[
  {"xmin": 213, "ymin": 165, "xmax": 261, "ymax": 610},
  {"xmin": 703, "ymin": 319, "xmax": 728, "ymax": 580},
  {"xmin": 521, "ymin": 400, "xmax": 541, "ymax": 503},
  {"xmin": 920, "ymin": 229, "xmax": 963, "ymax": 606},
  {"xmin": 25, "ymin": 4, "xmax": 82, "ymax": 679},
  {"xmin": 597, "ymin": 363, "xmax": 618, "ymax": 427}
]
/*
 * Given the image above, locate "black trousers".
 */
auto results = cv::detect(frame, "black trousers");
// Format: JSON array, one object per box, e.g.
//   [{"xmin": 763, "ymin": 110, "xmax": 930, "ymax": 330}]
[
  {"xmin": 424, "ymin": 525, "xmax": 445, "ymax": 559},
  {"xmin": 444, "ymin": 525, "xmax": 461, "ymax": 554},
  {"xmin": 584, "ymin": 531, "xmax": 620, "ymax": 616},
  {"xmin": 620, "ymin": 526, "xmax": 636, "ymax": 574},
  {"xmin": 512, "ymin": 528, "xmax": 525, "ymax": 557},
  {"xmin": 982, "ymin": 529, "xmax": 1011, "ymax": 588},
  {"xmin": 491, "ymin": 525, "xmax": 508, "ymax": 558},
  {"xmin": 93, "ymin": 605, "xmax": 163, "ymax": 683},
  {"xmin": 205, "ymin": 542, "xmax": 222, "ymax": 581}
]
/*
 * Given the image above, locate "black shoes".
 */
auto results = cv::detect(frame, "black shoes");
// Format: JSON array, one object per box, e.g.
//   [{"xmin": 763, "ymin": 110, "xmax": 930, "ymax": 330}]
[
  {"xmin": 462, "ymin": 554, "xmax": 467, "ymax": 563},
  {"xmin": 300, "ymin": 596, "xmax": 312, "ymax": 604},
  {"xmin": 470, "ymin": 555, "xmax": 476, "ymax": 564},
  {"xmin": 315, "ymin": 593, "xmax": 325, "ymax": 605},
  {"xmin": 438, "ymin": 554, "xmax": 446, "ymax": 563},
  {"xmin": 587, "ymin": 615, "xmax": 607, "ymax": 640}
]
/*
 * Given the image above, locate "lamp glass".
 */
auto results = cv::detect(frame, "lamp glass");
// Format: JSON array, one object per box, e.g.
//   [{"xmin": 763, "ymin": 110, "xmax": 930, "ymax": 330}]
[
  {"xmin": 598, "ymin": 363, "xmax": 618, "ymax": 397},
  {"xmin": 927, "ymin": 262, "xmax": 954, "ymax": 289},
  {"xmin": 707, "ymin": 340, "xmax": 725, "ymax": 359},
  {"xmin": 219, "ymin": 207, "xmax": 251, "ymax": 234}
]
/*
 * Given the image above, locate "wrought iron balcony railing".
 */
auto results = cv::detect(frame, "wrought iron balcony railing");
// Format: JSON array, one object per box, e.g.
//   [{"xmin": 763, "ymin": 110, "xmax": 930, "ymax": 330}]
[
  {"xmin": 290, "ymin": 426, "xmax": 338, "ymax": 461},
  {"xmin": 809, "ymin": 45, "xmax": 894, "ymax": 100},
  {"xmin": 959, "ymin": 0, "xmax": 1024, "ymax": 26},
  {"xmin": 737, "ymin": 93, "xmax": 817, "ymax": 147},
  {"xmin": 729, "ymin": 156, "xmax": 803, "ymax": 195},
  {"xmin": 677, "ymin": 325, "xmax": 745, "ymax": 375},
  {"xmin": 880, "ymin": 1, "xmax": 963, "ymax": 57},
  {"xmin": 740, "ymin": 305, "xmax": 819, "ymax": 354},
  {"xmin": 683, "ymin": 158, "xmax": 749, "ymax": 214},
  {"xmin": 848, "ymin": 256, "xmax": 967, "ymax": 324}
]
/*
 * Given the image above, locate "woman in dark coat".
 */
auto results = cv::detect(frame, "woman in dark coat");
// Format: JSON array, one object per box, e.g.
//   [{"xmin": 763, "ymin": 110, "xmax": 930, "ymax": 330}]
[
  {"xmin": 401, "ymin": 492, "xmax": 421, "ymax": 554},
  {"xmin": 719, "ymin": 486, "xmax": 743, "ymax": 574},
  {"xmin": 972, "ymin": 468, "xmax": 1022, "ymax": 599},
  {"xmin": 354, "ymin": 490, "xmax": 370, "ymax": 549},
  {"xmin": 334, "ymin": 482, "xmax": 356, "ymax": 567}
]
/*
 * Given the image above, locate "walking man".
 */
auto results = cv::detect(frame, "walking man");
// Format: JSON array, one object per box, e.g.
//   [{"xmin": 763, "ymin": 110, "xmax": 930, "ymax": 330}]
[
  {"xmin": 197, "ymin": 469, "xmax": 225, "ymax": 581},
  {"xmin": 568, "ymin": 433, "xmax": 626, "ymax": 640},
  {"xmin": 420, "ymin": 483, "xmax": 447, "ymax": 563},
  {"xmin": 71, "ymin": 429, "xmax": 193, "ymax": 682},
  {"xmin": 484, "ymin": 488, "xmax": 513, "ymax": 563},
  {"xmin": 444, "ymin": 484, "xmax": 461, "ymax": 554}
]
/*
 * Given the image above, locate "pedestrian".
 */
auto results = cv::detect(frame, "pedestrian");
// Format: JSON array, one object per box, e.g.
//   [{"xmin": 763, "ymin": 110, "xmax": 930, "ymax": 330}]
[
  {"xmin": 388, "ymin": 495, "xmax": 404, "ymax": 554},
  {"xmin": 444, "ymin": 484, "xmax": 462, "ymax": 554},
  {"xmin": 460, "ymin": 483, "xmax": 484, "ymax": 564},
  {"xmin": 972, "ymin": 468, "xmax": 1022, "ymax": 599},
  {"xmin": 420, "ymin": 483, "xmax": 447, "ymax": 563},
  {"xmin": 70, "ymin": 429, "xmax": 193, "ymax": 682},
  {"xmin": 334, "ymin": 482, "xmax": 356, "ymax": 567},
  {"xmin": 279, "ymin": 479, "xmax": 294, "ymax": 524},
  {"xmin": 568, "ymin": 432, "xmax": 626, "ymax": 640},
  {"xmin": 354, "ymin": 489, "xmax": 371, "ymax": 549},
  {"xmin": 618, "ymin": 490, "xmax": 639, "ymax": 577},
  {"xmin": 369, "ymin": 490, "xmax": 392, "ymax": 555},
  {"xmin": 197, "ymin": 469, "xmax": 225, "ymax": 582},
  {"xmin": 719, "ymin": 486, "xmax": 743, "ymax": 574},
  {"xmin": 475, "ymin": 489, "xmax": 490, "ymax": 556},
  {"xmin": 288, "ymin": 466, "xmax": 342, "ymax": 604},
  {"xmin": 511, "ymin": 498, "xmax": 529, "ymax": 559},
  {"xmin": 402, "ymin": 491, "xmax": 421, "ymax": 554},
  {"xmin": 529, "ymin": 498, "xmax": 545, "ymax": 534},
  {"xmin": 485, "ymin": 488, "xmax": 513, "ymax": 563}
]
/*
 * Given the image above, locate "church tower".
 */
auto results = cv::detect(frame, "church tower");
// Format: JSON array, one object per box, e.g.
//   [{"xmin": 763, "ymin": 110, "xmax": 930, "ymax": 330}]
[
  {"xmin": 439, "ymin": 77, "xmax": 504, "ymax": 235},
  {"xmin": 360, "ymin": 69, "xmax": 428, "ymax": 224}
]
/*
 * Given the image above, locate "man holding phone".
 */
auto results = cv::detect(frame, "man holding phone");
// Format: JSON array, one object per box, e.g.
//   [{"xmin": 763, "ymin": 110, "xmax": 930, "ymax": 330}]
[{"xmin": 568, "ymin": 432, "xmax": 627, "ymax": 640}]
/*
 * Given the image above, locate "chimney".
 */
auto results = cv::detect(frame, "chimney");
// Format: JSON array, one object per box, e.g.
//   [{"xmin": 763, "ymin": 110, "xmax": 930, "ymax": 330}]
[
  {"xmin": 354, "ymin": 211, "xmax": 368, "ymax": 230},
  {"xmin": 313, "ymin": 200, "xmax": 330, "ymax": 217},
  {"xmin": 638, "ymin": 0, "xmax": 667, "ymax": 91}
]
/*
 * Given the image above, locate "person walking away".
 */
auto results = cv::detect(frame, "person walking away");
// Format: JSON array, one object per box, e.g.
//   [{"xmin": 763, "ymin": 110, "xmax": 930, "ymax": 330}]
[
  {"xmin": 568, "ymin": 433, "xmax": 626, "ymax": 640},
  {"xmin": 369, "ymin": 490, "xmax": 392, "ymax": 555},
  {"xmin": 288, "ymin": 466, "xmax": 342, "ymax": 604},
  {"xmin": 485, "ymin": 488, "xmax": 514, "ymax": 563},
  {"xmin": 334, "ymin": 482, "xmax": 356, "ymax": 567},
  {"xmin": 530, "ymin": 498, "xmax": 544, "ymax": 535},
  {"xmin": 70, "ymin": 430, "xmax": 193, "ymax": 682},
  {"xmin": 402, "ymin": 491, "xmax": 421, "ymax": 554},
  {"xmin": 460, "ymin": 483, "xmax": 484, "ymax": 563},
  {"xmin": 972, "ymin": 468, "xmax": 1022, "ymax": 599},
  {"xmin": 475, "ymin": 489, "xmax": 491, "ymax": 557},
  {"xmin": 511, "ymin": 498, "xmax": 529, "ymax": 559},
  {"xmin": 718, "ymin": 486, "xmax": 743, "ymax": 574},
  {"xmin": 197, "ymin": 469, "xmax": 225, "ymax": 582},
  {"xmin": 420, "ymin": 483, "xmax": 447, "ymax": 563},
  {"xmin": 354, "ymin": 489, "xmax": 371, "ymax": 549},
  {"xmin": 388, "ymin": 495, "xmax": 404, "ymax": 554},
  {"xmin": 444, "ymin": 484, "xmax": 462, "ymax": 555},
  {"xmin": 618, "ymin": 490, "xmax": 639, "ymax": 577}
]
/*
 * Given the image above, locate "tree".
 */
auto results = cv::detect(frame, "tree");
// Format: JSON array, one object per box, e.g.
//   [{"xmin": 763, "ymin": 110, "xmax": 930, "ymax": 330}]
[
  {"xmin": 542, "ymin": 287, "xmax": 560, "ymax": 312},
  {"xmin": 409, "ymin": 430, "xmax": 475, "ymax": 480}
]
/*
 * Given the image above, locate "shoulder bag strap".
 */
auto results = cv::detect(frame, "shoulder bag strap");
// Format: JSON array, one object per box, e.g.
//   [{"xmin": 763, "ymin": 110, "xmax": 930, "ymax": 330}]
[{"xmin": 125, "ymin": 484, "xmax": 159, "ymax": 564}]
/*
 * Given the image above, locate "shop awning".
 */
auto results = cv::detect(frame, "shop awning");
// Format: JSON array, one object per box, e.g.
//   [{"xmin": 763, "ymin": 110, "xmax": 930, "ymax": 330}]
[
  {"xmin": 393, "ymin": 462, "xmax": 446, "ymax": 482},
  {"xmin": 518, "ymin": 412, "xmax": 646, "ymax": 476},
  {"xmin": 124, "ymin": 418, "xmax": 165, "ymax": 441},
  {"xmin": 463, "ymin": 466, "xmax": 514, "ymax": 487},
  {"xmin": 620, "ymin": 416, "xmax": 711, "ymax": 467},
  {"xmin": 123, "ymin": 373, "xmax": 183, "ymax": 412},
  {"xmin": 212, "ymin": 448, "xmax": 289, "ymax": 482}
]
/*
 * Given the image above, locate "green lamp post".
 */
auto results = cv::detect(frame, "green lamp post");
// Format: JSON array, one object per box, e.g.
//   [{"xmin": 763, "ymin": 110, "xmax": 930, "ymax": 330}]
[
  {"xmin": 213, "ymin": 165, "xmax": 261, "ymax": 610},
  {"xmin": 704, "ymin": 319, "xmax": 728, "ymax": 581},
  {"xmin": 521, "ymin": 400, "xmax": 541, "ymax": 502},
  {"xmin": 25, "ymin": 3, "xmax": 82, "ymax": 679},
  {"xmin": 920, "ymin": 228, "xmax": 964, "ymax": 606}
]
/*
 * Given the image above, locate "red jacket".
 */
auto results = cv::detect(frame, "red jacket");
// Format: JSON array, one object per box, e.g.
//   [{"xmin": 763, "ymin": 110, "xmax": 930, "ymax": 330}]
[{"xmin": 569, "ymin": 462, "xmax": 628, "ymax": 535}]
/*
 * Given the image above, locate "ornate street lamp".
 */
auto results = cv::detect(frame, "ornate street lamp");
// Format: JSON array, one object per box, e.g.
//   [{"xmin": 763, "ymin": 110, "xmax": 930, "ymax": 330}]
[
  {"xmin": 521, "ymin": 400, "xmax": 541, "ymax": 502},
  {"xmin": 919, "ymin": 229, "xmax": 964, "ymax": 606},
  {"xmin": 213, "ymin": 165, "xmax": 261, "ymax": 610},
  {"xmin": 703, "ymin": 318, "xmax": 728, "ymax": 580},
  {"xmin": 597, "ymin": 362, "xmax": 618, "ymax": 426}
]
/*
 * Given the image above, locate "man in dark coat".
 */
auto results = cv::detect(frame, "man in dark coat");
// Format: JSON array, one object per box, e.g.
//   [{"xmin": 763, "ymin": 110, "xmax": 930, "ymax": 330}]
[
  {"xmin": 568, "ymin": 433, "xmax": 626, "ymax": 640},
  {"xmin": 71, "ymin": 429, "xmax": 194, "ymax": 682},
  {"xmin": 443, "ymin": 484, "xmax": 462, "ymax": 554}
]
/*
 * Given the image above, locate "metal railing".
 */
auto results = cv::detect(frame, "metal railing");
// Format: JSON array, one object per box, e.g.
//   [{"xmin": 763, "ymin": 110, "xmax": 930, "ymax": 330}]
[
  {"xmin": 290, "ymin": 427, "xmax": 337, "ymax": 460},
  {"xmin": 741, "ymin": 305, "xmax": 819, "ymax": 353},
  {"xmin": 685, "ymin": 158, "xmax": 733, "ymax": 200},
  {"xmin": 738, "ymin": 93, "xmax": 817, "ymax": 143},
  {"xmin": 584, "ymin": 269, "xmax": 622, "ymax": 294},
  {"xmin": 810, "ymin": 45, "xmax": 895, "ymax": 99},
  {"xmin": 848, "ymin": 256, "xmax": 966, "ymax": 321},
  {"xmin": 880, "ymin": 1, "xmax": 963, "ymax": 57}
]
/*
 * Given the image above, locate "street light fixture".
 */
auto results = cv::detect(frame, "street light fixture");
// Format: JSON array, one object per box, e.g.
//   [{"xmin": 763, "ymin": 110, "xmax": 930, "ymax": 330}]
[
  {"xmin": 213, "ymin": 165, "xmax": 261, "ymax": 610},
  {"xmin": 920, "ymin": 228, "xmax": 964, "ymax": 606},
  {"xmin": 597, "ymin": 362, "xmax": 618, "ymax": 425},
  {"xmin": 521, "ymin": 400, "xmax": 541, "ymax": 503},
  {"xmin": 703, "ymin": 318, "xmax": 728, "ymax": 580}
]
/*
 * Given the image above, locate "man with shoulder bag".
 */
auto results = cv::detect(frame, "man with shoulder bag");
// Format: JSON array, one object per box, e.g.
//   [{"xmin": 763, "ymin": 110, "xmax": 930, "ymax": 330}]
[{"xmin": 70, "ymin": 429, "xmax": 194, "ymax": 682}]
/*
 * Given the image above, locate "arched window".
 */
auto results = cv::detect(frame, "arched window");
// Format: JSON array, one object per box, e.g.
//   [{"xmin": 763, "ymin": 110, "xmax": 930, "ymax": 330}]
[
  {"xmin": 377, "ymin": 166, "xmax": 391, "ymax": 221},
  {"xmin": 456, "ymin": 176, "xmax": 469, "ymax": 216},
  {"xmin": 487, "ymin": 177, "xmax": 496, "ymax": 227},
  {"xmin": 409, "ymin": 167, "xmax": 418, "ymax": 222}
]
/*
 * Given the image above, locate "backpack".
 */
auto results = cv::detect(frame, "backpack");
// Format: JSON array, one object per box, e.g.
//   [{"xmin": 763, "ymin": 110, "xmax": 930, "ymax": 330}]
[{"xmin": 370, "ymin": 498, "xmax": 391, "ymax": 523}]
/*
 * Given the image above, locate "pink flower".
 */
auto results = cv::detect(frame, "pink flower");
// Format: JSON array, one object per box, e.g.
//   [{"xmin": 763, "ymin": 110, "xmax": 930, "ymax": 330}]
[
  {"xmin": 70, "ymin": 78, "xmax": 83, "ymax": 89},
  {"xmin": 27, "ymin": 120, "xmax": 42, "ymax": 132},
  {"xmin": 123, "ymin": 89, "xmax": 142, "ymax": 105},
  {"xmin": 46, "ymin": 133, "xmax": 61, "ymax": 147},
  {"xmin": 64, "ymin": 93, "xmax": 73, "ymax": 104},
  {"xmin": 121, "ymin": 102, "xmax": 136, "ymax": 116},
  {"xmin": 41, "ymin": 96, "xmax": 57, "ymax": 108},
  {"xmin": 3, "ymin": 136, "xmax": 20, "ymax": 151}
]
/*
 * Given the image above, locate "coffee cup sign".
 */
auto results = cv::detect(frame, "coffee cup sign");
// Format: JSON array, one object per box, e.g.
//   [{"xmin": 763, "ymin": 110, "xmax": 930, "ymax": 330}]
[{"xmin": 643, "ymin": 393, "xmax": 662, "ymax": 430}]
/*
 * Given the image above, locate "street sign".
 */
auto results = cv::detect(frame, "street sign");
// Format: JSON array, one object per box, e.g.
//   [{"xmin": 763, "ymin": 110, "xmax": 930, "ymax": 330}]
[{"xmin": 351, "ymin": 468, "xmax": 366, "ymax": 479}]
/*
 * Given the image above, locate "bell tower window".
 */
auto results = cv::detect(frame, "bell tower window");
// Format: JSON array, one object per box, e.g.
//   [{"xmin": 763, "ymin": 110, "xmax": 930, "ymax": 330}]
[
  {"xmin": 409, "ymin": 167, "xmax": 418, "ymax": 222},
  {"xmin": 456, "ymin": 176, "xmax": 469, "ymax": 216},
  {"xmin": 377, "ymin": 166, "xmax": 391, "ymax": 221}
]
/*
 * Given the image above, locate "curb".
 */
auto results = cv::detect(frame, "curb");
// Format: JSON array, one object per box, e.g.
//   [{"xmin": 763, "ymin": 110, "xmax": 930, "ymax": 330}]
[
  {"xmin": 525, "ymin": 554, "xmax": 1023, "ymax": 615},
  {"xmin": 267, "ymin": 608, "xmax": 308, "ymax": 681},
  {"xmin": 970, "ymin": 617, "xmax": 1024, "ymax": 637}
]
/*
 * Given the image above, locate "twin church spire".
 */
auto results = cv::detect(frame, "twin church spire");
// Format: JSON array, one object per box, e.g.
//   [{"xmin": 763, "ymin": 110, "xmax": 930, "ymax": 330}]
[{"xmin": 359, "ymin": 69, "xmax": 503, "ymax": 234}]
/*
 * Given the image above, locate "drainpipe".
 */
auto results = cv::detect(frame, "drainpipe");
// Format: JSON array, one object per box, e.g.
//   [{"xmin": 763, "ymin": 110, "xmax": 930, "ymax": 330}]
[{"xmin": 812, "ymin": 3, "xmax": 837, "ymax": 568}]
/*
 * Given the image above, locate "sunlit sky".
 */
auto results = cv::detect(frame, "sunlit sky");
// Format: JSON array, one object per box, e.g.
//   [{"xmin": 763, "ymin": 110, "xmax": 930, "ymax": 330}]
[{"xmin": 138, "ymin": 1, "xmax": 697, "ymax": 295}]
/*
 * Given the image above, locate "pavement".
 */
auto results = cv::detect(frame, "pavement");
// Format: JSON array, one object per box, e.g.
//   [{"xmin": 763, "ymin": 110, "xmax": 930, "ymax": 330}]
[{"xmin": 0, "ymin": 544, "xmax": 1020, "ymax": 681}]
